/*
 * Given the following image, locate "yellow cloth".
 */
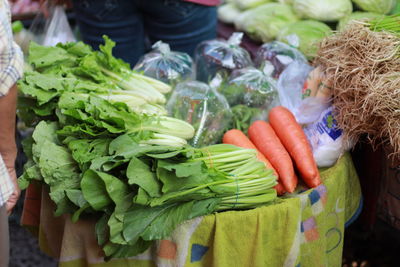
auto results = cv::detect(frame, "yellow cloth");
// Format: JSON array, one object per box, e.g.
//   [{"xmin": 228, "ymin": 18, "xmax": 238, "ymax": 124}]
[{"xmin": 23, "ymin": 153, "xmax": 362, "ymax": 267}]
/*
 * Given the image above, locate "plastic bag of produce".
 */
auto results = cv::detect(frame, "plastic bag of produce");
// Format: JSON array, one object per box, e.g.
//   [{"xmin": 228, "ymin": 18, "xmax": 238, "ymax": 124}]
[
  {"xmin": 194, "ymin": 32, "xmax": 252, "ymax": 82},
  {"xmin": 352, "ymin": 0, "xmax": 396, "ymax": 14},
  {"xmin": 42, "ymin": 6, "xmax": 76, "ymax": 46},
  {"xmin": 166, "ymin": 81, "xmax": 232, "ymax": 147},
  {"xmin": 337, "ymin": 11, "xmax": 385, "ymax": 31},
  {"xmin": 27, "ymin": 3, "xmax": 76, "ymax": 47},
  {"xmin": 277, "ymin": 61, "xmax": 312, "ymax": 113},
  {"xmin": 293, "ymin": 0, "xmax": 353, "ymax": 22},
  {"xmin": 276, "ymin": 60, "xmax": 330, "ymax": 124},
  {"xmin": 234, "ymin": 3, "xmax": 298, "ymax": 42},
  {"xmin": 218, "ymin": 66, "xmax": 278, "ymax": 131},
  {"xmin": 277, "ymin": 20, "xmax": 332, "ymax": 59},
  {"xmin": 217, "ymin": 3, "xmax": 242, "ymax": 24},
  {"xmin": 134, "ymin": 41, "xmax": 193, "ymax": 86},
  {"xmin": 224, "ymin": 66, "xmax": 277, "ymax": 108},
  {"xmin": 303, "ymin": 107, "xmax": 347, "ymax": 167},
  {"xmin": 255, "ymin": 41, "xmax": 307, "ymax": 78}
]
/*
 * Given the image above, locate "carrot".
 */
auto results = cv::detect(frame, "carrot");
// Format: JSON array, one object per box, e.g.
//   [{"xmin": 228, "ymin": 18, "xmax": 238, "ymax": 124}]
[
  {"xmin": 222, "ymin": 129, "xmax": 278, "ymax": 178},
  {"xmin": 274, "ymin": 180, "xmax": 286, "ymax": 196},
  {"xmin": 248, "ymin": 120, "xmax": 298, "ymax": 193},
  {"xmin": 268, "ymin": 106, "xmax": 321, "ymax": 188}
]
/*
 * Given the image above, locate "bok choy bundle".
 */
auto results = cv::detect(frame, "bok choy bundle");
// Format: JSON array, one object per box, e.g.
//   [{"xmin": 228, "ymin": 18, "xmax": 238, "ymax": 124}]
[{"xmin": 19, "ymin": 37, "xmax": 278, "ymax": 260}]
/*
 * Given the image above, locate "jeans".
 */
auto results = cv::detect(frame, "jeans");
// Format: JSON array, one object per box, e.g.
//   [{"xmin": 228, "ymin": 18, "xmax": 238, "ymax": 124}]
[{"xmin": 72, "ymin": 0, "xmax": 217, "ymax": 67}]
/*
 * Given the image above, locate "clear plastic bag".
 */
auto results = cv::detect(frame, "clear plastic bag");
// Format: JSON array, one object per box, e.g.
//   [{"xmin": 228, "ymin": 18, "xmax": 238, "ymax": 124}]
[
  {"xmin": 194, "ymin": 32, "xmax": 252, "ymax": 82},
  {"xmin": 27, "ymin": 3, "xmax": 76, "ymax": 47},
  {"xmin": 277, "ymin": 61, "xmax": 331, "ymax": 125},
  {"xmin": 215, "ymin": 67, "xmax": 278, "ymax": 132},
  {"xmin": 255, "ymin": 41, "xmax": 307, "ymax": 78},
  {"xmin": 134, "ymin": 41, "xmax": 193, "ymax": 86},
  {"xmin": 166, "ymin": 81, "xmax": 232, "ymax": 147},
  {"xmin": 225, "ymin": 66, "xmax": 277, "ymax": 108}
]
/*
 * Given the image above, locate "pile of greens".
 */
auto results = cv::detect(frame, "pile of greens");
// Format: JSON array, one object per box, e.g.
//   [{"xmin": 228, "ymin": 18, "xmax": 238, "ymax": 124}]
[
  {"xmin": 19, "ymin": 36, "xmax": 170, "ymax": 126},
  {"xmin": 19, "ymin": 38, "xmax": 278, "ymax": 260}
]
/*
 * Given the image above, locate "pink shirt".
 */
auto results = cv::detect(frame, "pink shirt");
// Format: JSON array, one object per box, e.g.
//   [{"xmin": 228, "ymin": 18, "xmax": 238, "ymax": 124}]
[{"xmin": 184, "ymin": 0, "xmax": 220, "ymax": 6}]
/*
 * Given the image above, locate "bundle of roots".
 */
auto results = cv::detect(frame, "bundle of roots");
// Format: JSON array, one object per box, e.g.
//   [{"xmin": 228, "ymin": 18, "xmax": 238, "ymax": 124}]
[{"xmin": 315, "ymin": 23, "xmax": 400, "ymax": 156}]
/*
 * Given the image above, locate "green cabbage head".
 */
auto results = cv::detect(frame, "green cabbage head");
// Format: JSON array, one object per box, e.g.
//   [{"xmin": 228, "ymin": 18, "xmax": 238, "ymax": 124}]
[
  {"xmin": 277, "ymin": 20, "xmax": 332, "ymax": 59},
  {"xmin": 352, "ymin": 0, "xmax": 396, "ymax": 14},
  {"xmin": 232, "ymin": 0, "xmax": 274, "ymax": 10},
  {"xmin": 293, "ymin": 0, "xmax": 353, "ymax": 22},
  {"xmin": 234, "ymin": 3, "xmax": 299, "ymax": 42}
]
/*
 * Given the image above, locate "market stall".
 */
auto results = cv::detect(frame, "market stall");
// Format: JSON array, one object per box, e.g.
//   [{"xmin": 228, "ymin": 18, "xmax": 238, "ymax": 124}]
[
  {"xmin": 12, "ymin": 0, "xmax": 400, "ymax": 266},
  {"xmin": 21, "ymin": 153, "xmax": 361, "ymax": 267}
]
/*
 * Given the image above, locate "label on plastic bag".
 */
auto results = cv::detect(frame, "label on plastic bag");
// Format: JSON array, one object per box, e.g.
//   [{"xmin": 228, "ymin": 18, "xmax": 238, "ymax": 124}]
[{"xmin": 317, "ymin": 110, "xmax": 341, "ymax": 141}]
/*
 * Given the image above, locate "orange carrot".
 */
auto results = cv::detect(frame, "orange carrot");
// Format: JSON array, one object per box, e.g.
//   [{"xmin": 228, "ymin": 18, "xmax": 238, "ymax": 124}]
[
  {"xmin": 268, "ymin": 106, "xmax": 321, "ymax": 188},
  {"xmin": 248, "ymin": 120, "xmax": 298, "ymax": 193},
  {"xmin": 274, "ymin": 180, "xmax": 286, "ymax": 196},
  {"xmin": 222, "ymin": 129, "xmax": 278, "ymax": 178}
]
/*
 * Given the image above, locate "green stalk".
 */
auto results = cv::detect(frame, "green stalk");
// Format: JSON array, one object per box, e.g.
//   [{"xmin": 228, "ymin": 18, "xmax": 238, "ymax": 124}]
[
  {"xmin": 370, "ymin": 14, "xmax": 400, "ymax": 34},
  {"xmin": 126, "ymin": 116, "xmax": 194, "ymax": 140},
  {"xmin": 126, "ymin": 70, "xmax": 171, "ymax": 93},
  {"xmin": 149, "ymin": 179, "xmax": 232, "ymax": 207},
  {"xmin": 230, "ymin": 161, "xmax": 265, "ymax": 176},
  {"xmin": 139, "ymin": 133, "xmax": 187, "ymax": 147},
  {"xmin": 198, "ymin": 149, "xmax": 256, "ymax": 159},
  {"xmin": 101, "ymin": 68, "xmax": 166, "ymax": 103},
  {"xmin": 198, "ymin": 154, "xmax": 257, "ymax": 164}
]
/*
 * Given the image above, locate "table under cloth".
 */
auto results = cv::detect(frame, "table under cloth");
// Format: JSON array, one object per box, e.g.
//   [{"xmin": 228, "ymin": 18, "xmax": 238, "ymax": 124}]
[{"xmin": 20, "ymin": 152, "xmax": 362, "ymax": 267}]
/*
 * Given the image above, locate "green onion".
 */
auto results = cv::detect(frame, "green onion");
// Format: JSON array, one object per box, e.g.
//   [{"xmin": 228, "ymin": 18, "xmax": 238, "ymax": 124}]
[{"xmin": 369, "ymin": 14, "xmax": 400, "ymax": 35}]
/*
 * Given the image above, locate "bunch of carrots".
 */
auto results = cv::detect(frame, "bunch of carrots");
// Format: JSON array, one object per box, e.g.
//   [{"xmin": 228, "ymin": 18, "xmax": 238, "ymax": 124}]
[{"xmin": 223, "ymin": 106, "xmax": 321, "ymax": 195}]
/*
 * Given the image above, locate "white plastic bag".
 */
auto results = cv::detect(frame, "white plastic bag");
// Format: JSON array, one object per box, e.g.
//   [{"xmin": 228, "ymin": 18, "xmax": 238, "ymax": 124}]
[
  {"xmin": 277, "ymin": 61, "xmax": 330, "ymax": 124},
  {"xmin": 276, "ymin": 60, "xmax": 312, "ymax": 114},
  {"xmin": 42, "ymin": 6, "xmax": 76, "ymax": 46},
  {"xmin": 28, "ymin": 3, "xmax": 76, "ymax": 47},
  {"xmin": 303, "ymin": 107, "xmax": 347, "ymax": 167}
]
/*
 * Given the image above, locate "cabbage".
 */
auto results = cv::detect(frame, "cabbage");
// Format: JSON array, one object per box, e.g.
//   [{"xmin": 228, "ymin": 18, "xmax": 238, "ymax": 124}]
[
  {"xmin": 232, "ymin": 0, "xmax": 274, "ymax": 10},
  {"xmin": 234, "ymin": 3, "xmax": 299, "ymax": 42},
  {"xmin": 277, "ymin": 20, "xmax": 332, "ymax": 59},
  {"xmin": 392, "ymin": 0, "xmax": 400, "ymax": 14},
  {"xmin": 278, "ymin": 0, "xmax": 294, "ymax": 4},
  {"xmin": 337, "ymin": 12, "xmax": 385, "ymax": 31},
  {"xmin": 352, "ymin": 0, "xmax": 396, "ymax": 14},
  {"xmin": 293, "ymin": 0, "xmax": 353, "ymax": 22},
  {"xmin": 218, "ymin": 4, "xmax": 242, "ymax": 24}
]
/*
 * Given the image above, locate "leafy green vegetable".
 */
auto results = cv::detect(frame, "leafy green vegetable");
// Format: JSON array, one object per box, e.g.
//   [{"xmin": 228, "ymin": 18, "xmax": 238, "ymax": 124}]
[
  {"xmin": 126, "ymin": 157, "xmax": 161, "ymax": 197},
  {"xmin": 234, "ymin": 3, "xmax": 299, "ymax": 42},
  {"xmin": 229, "ymin": 105, "xmax": 263, "ymax": 133},
  {"xmin": 353, "ymin": 0, "xmax": 396, "ymax": 14},
  {"xmin": 293, "ymin": 0, "xmax": 352, "ymax": 22},
  {"xmin": 19, "ymin": 37, "xmax": 278, "ymax": 261},
  {"xmin": 277, "ymin": 20, "xmax": 332, "ymax": 59}
]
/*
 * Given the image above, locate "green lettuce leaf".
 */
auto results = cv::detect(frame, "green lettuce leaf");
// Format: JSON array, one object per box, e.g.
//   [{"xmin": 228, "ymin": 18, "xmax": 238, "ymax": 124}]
[{"xmin": 126, "ymin": 157, "xmax": 161, "ymax": 197}]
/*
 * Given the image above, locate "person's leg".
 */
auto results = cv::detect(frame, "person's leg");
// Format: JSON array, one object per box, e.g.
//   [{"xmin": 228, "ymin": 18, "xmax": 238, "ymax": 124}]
[
  {"xmin": 72, "ymin": 0, "xmax": 145, "ymax": 67},
  {"xmin": 0, "ymin": 205, "xmax": 9, "ymax": 267},
  {"xmin": 141, "ymin": 0, "xmax": 217, "ymax": 58}
]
